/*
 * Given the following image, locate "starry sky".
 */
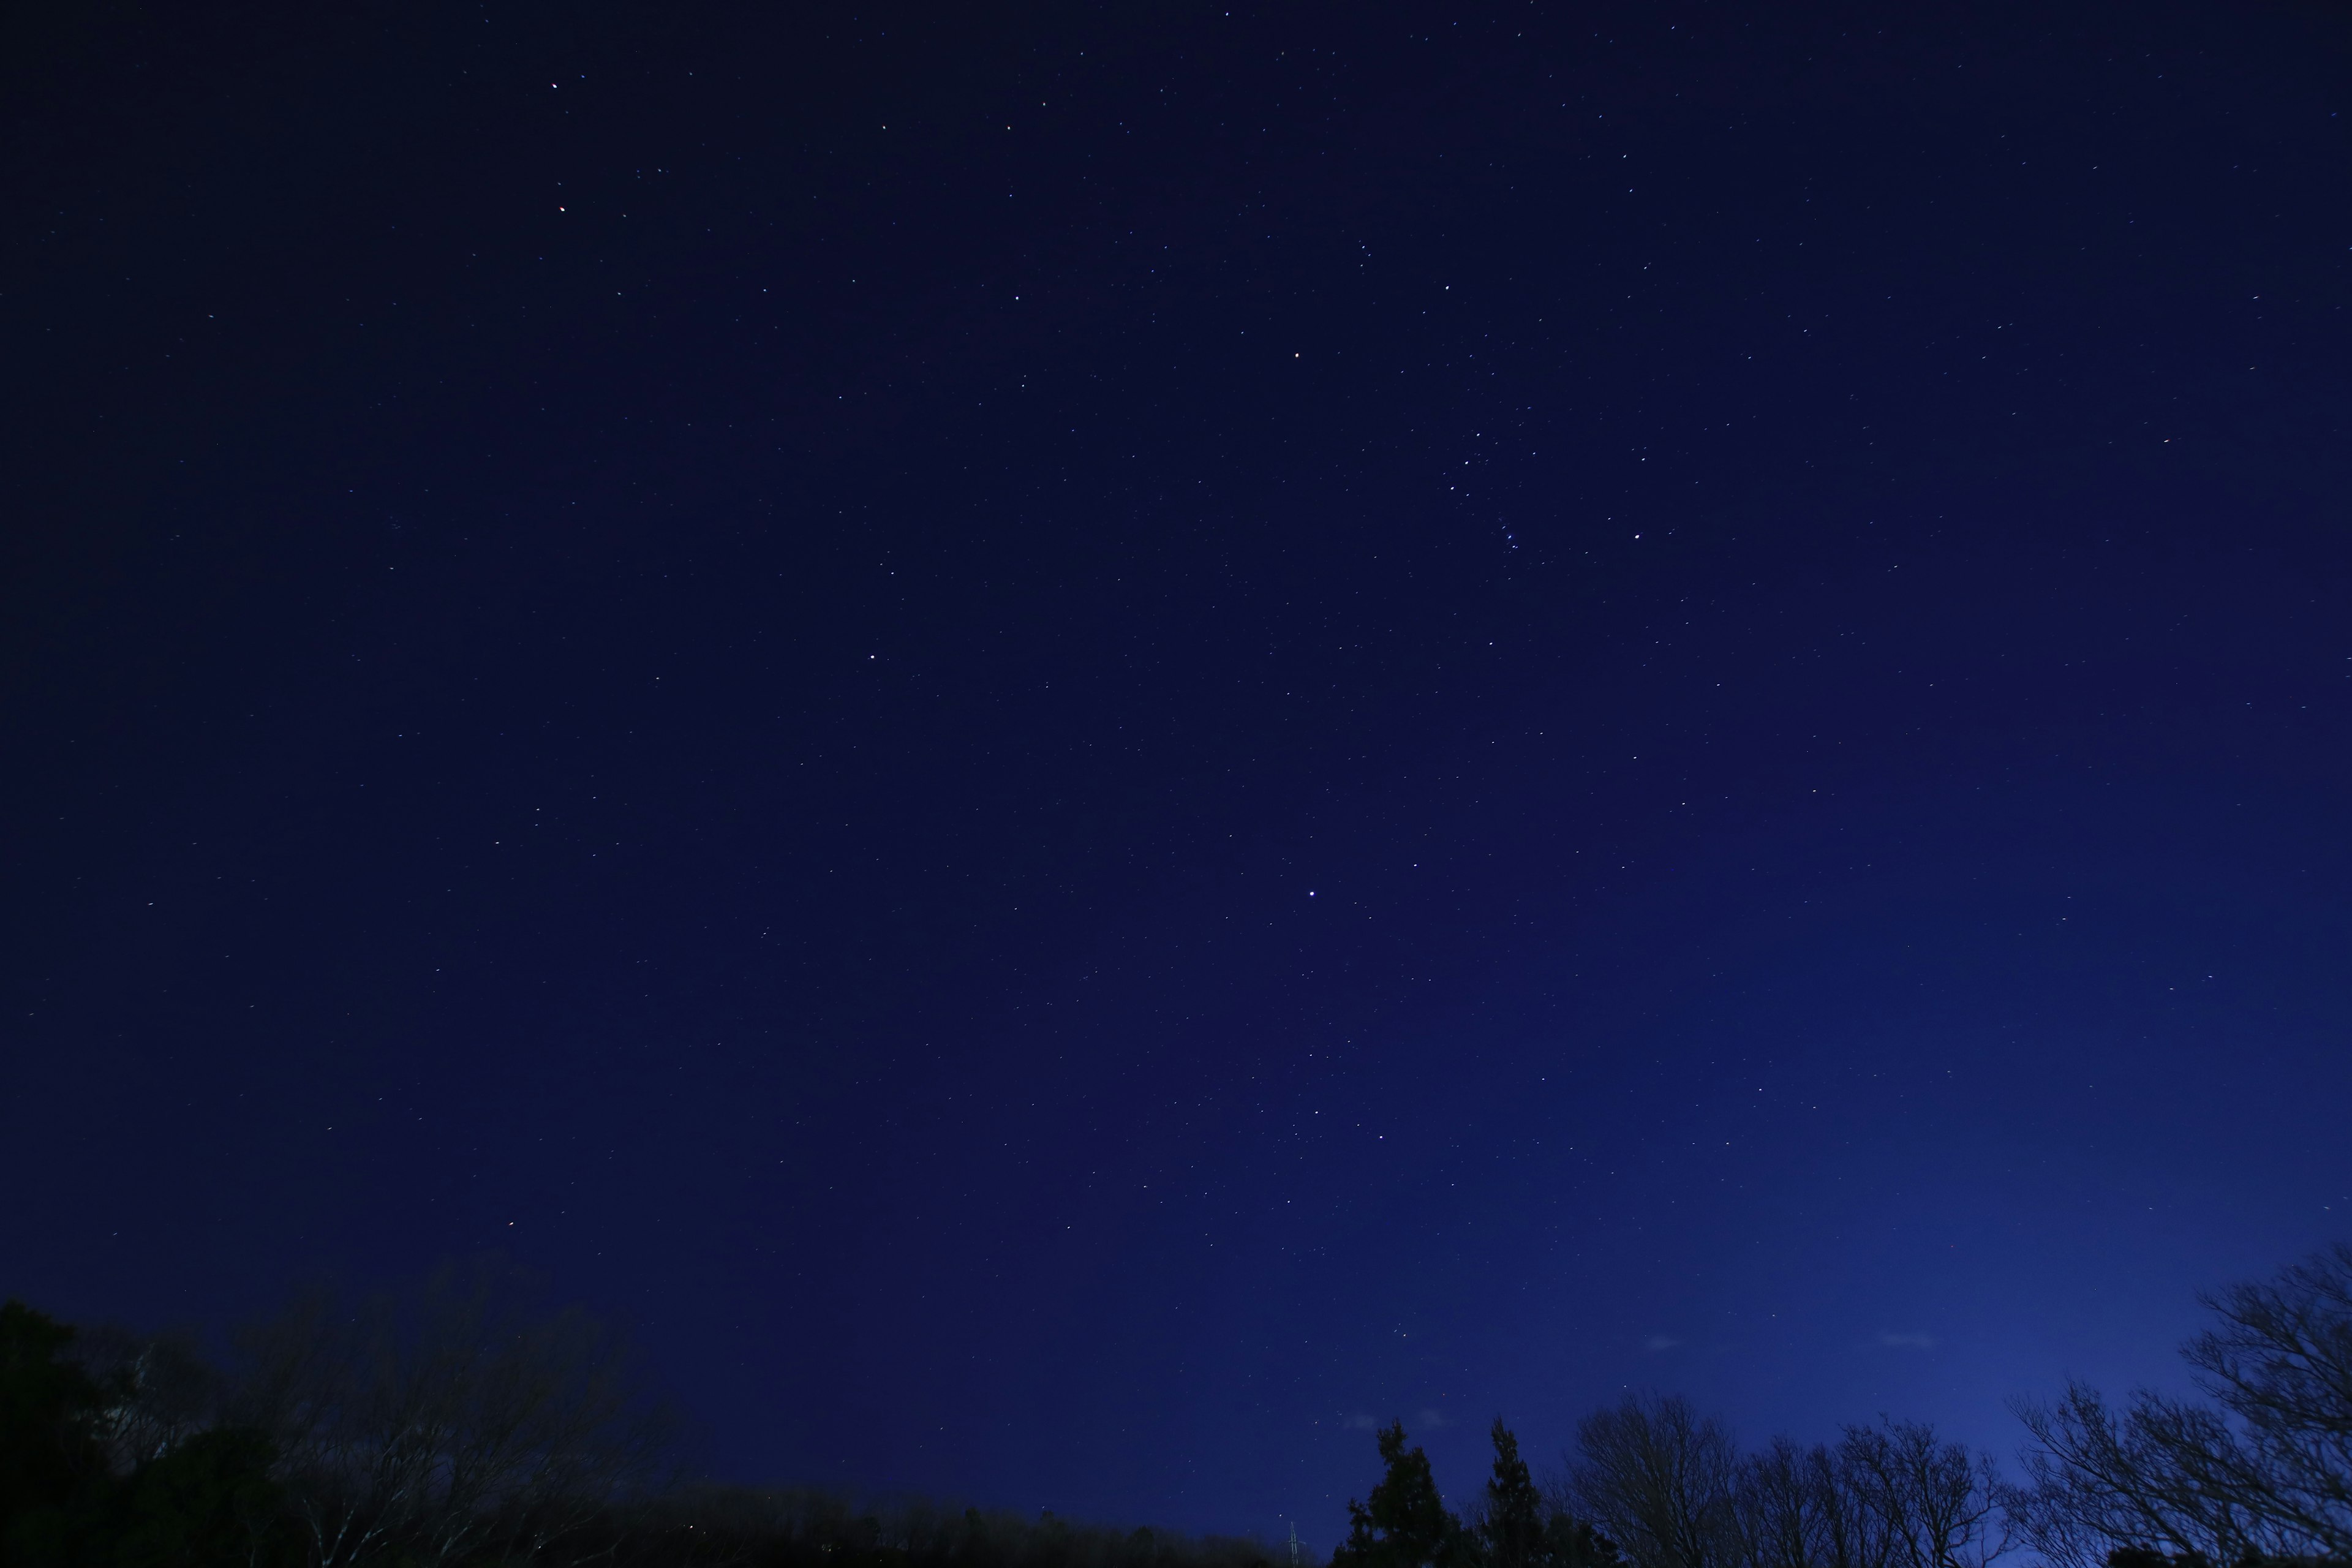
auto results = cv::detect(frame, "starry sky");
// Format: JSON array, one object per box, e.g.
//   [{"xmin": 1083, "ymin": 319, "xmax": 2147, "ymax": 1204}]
[{"xmin": 4, "ymin": 0, "xmax": 2350, "ymax": 1548}]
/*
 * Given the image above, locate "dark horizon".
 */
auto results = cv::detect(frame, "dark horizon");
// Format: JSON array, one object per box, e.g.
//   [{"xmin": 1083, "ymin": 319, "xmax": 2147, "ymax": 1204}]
[{"xmin": 5, "ymin": 0, "xmax": 2350, "ymax": 1547}]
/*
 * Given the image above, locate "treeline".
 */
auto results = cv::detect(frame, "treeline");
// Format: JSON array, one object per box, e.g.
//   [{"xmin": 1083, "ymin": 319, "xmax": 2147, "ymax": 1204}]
[
  {"xmin": 0, "ymin": 1263, "xmax": 668, "ymax": 1567},
  {"xmin": 0, "ymin": 1261, "xmax": 1276, "ymax": 1568},
  {"xmin": 5, "ymin": 1246, "xmax": 2351, "ymax": 1568},
  {"xmin": 1329, "ymin": 1245, "xmax": 2352, "ymax": 1568},
  {"xmin": 1329, "ymin": 1403, "xmax": 2006, "ymax": 1568},
  {"xmin": 603, "ymin": 1491, "xmax": 1279, "ymax": 1568},
  {"xmin": 1335, "ymin": 1403, "xmax": 2009, "ymax": 1568}
]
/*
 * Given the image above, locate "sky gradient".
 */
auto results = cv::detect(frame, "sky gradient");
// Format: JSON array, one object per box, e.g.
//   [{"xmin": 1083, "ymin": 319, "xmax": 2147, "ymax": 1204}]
[{"xmin": 5, "ymin": 0, "xmax": 2350, "ymax": 1549}]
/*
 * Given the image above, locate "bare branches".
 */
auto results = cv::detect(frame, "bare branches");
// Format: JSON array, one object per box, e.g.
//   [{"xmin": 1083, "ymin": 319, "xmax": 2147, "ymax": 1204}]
[
  {"xmin": 1835, "ymin": 1422, "xmax": 2007, "ymax": 1568},
  {"xmin": 66, "ymin": 1320, "xmax": 223, "ymax": 1472},
  {"xmin": 1732, "ymin": 1438, "xmax": 1838, "ymax": 1568},
  {"xmin": 2009, "ymin": 1245, "xmax": 2352, "ymax": 1567},
  {"xmin": 1570, "ymin": 1395, "xmax": 1741, "ymax": 1568},
  {"xmin": 232, "ymin": 1259, "xmax": 674, "ymax": 1568},
  {"xmin": 1726, "ymin": 1423, "xmax": 2004, "ymax": 1568}
]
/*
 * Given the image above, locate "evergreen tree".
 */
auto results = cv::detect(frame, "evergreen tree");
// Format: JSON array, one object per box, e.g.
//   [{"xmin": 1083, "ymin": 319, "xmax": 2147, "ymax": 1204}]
[
  {"xmin": 0, "ymin": 1301, "xmax": 109, "ymax": 1565},
  {"xmin": 1470, "ymin": 1419, "xmax": 1624, "ymax": 1568},
  {"xmin": 1481, "ymin": 1421, "xmax": 1549, "ymax": 1568},
  {"xmin": 110, "ymin": 1428, "xmax": 291, "ymax": 1568},
  {"xmin": 1333, "ymin": 1423, "xmax": 1467, "ymax": 1568},
  {"xmin": 2, "ymin": 1302, "xmax": 292, "ymax": 1568}
]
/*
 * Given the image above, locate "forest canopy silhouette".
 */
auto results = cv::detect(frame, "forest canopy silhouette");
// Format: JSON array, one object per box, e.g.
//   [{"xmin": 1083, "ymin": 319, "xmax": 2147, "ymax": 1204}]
[{"xmin": 4, "ymin": 1246, "xmax": 2350, "ymax": 1568}]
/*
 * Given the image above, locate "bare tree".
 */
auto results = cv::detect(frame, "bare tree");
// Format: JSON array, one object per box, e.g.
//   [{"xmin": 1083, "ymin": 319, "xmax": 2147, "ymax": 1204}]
[
  {"xmin": 1730, "ymin": 1422, "xmax": 2002, "ymax": 1568},
  {"xmin": 1812, "ymin": 1437, "xmax": 1895, "ymax": 1568},
  {"xmin": 1733, "ymin": 1438, "xmax": 1838, "ymax": 1568},
  {"xmin": 2009, "ymin": 1243, "xmax": 2352, "ymax": 1568},
  {"xmin": 231, "ymin": 1258, "xmax": 674, "ymax": 1567},
  {"xmin": 1569, "ymin": 1395, "xmax": 1740, "ymax": 1568},
  {"xmin": 67, "ymin": 1320, "xmax": 224, "ymax": 1471},
  {"xmin": 1835, "ymin": 1422, "xmax": 2005, "ymax": 1568}
]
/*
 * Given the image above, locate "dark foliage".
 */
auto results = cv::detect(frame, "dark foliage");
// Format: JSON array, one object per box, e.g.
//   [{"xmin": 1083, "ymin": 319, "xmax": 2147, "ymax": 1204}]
[
  {"xmin": 107, "ymin": 1428, "xmax": 294, "ymax": 1568},
  {"xmin": 1334, "ymin": 1403, "xmax": 2002, "ymax": 1568},
  {"xmin": 1, "ymin": 1302, "xmax": 107, "ymax": 1556},
  {"xmin": 227, "ymin": 1260, "xmax": 674, "ymax": 1567},
  {"xmin": 571, "ymin": 1487, "xmax": 1280, "ymax": 1568},
  {"xmin": 1333, "ymin": 1425, "xmax": 1468, "ymax": 1568},
  {"xmin": 1333, "ymin": 1420, "xmax": 1623, "ymax": 1568},
  {"xmin": 11, "ymin": 1242, "xmax": 2352, "ymax": 1568},
  {"xmin": 0, "ymin": 1302, "xmax": 288, "ymax": 1567},
  {"xmin": 3, "ymin": 1288, "xmax": 1276, "ymax": 1568},
  {"xmin": 2106, "ymin": 1553, "xmax": 2351, "ymax": 1568},
  {"xmin": 1480, "ymin": 1422, "xmax": 1550, "ymax": 1568},
  {"xmin": 1541, "ymin": 1517, "xmax": 1624, "ymax": 1568},
  {"xmin": 1473, "ymin": 1420, "xmax": 1619, "ymax": 1568}
]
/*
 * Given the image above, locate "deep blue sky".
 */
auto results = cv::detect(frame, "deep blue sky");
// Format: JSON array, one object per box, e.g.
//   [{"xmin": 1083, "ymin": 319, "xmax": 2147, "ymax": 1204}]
[{"xmin": 4, "ymin": 0, "xmax": 2350, "ymax": 1548}]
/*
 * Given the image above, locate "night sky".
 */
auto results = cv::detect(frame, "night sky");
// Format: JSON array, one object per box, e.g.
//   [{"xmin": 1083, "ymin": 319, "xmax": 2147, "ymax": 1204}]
[{"xmin": 6, "ymin": 0, "xmax": 2350, "ymax": 1548}]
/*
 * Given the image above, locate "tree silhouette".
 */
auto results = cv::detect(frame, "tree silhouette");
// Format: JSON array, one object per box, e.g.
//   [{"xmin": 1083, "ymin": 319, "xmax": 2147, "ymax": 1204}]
[
  {"xmin": 1569, "ymin": 1395, "xmax": 1738, "ymax": 1568},
  {"xmin": 1, "ymin": 1300, "xmax": 110, "ymax": 1562},
  {"xmin": 2, "ymin": 1300, "xmax": 291, "ymax": 1567},
  {"xmin": 231, "ymin": 1258, "xmax": 673, "ymax": 1567},
  {"xmin": 1335, "ymin": 1423, "xmax": 1467, "ymax": 1568},
  {"xmin": 2011, "ymin": 1242, "xmax": 2352, "ymax": 1567},
  {"xmin": 108, "ymin": 1427, "xmax": 292, "ymax": 1567},
  {"xmin": 1480, "ymin": 1421, "xmax": 1548, "ymax": 1568}
]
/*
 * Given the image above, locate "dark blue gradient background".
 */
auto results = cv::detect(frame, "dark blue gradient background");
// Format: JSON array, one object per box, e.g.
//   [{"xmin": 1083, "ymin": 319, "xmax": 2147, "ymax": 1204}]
[{"xmin": 4, "ymin": 0, "xmax": 2348, "ymax": 1547}]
